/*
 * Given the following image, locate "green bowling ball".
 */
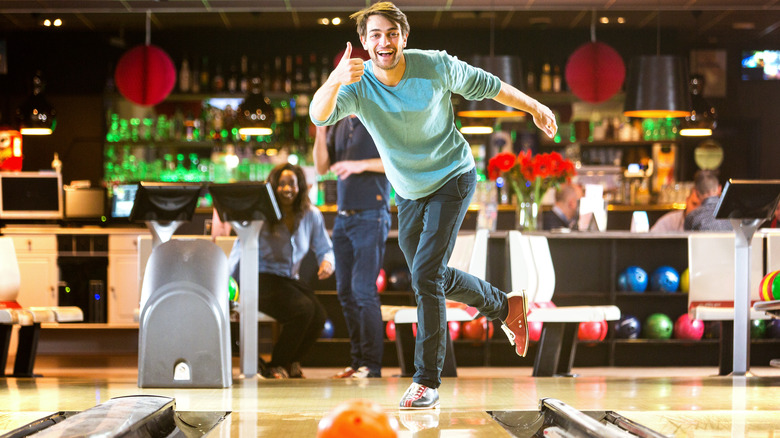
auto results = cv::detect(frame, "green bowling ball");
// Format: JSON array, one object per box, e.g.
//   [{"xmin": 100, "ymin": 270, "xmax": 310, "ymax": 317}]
[
  {"xmin": 751, "ymin": 319, "xmax": 767, "ymax": 339},
  {"xmin": 643, "ymin": 313, "xmax": 673, "ymax": 339},
  {"xmin": 229, "ymin": 276, "xmax": 239, "ymax": 301}
]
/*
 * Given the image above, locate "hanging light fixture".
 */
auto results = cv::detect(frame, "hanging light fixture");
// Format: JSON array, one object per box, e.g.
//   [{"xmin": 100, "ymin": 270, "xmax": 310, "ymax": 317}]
[
  {"xmin": 457, "ymin": 13, "xmax": 525, "ymax": 120},
  {"xmin": 623, "ymin": 12, "xmax": 691, "ymax": 119},
  {"xmin": 236, "ymin": 70, "xmax": 275, "ymax": 137},
  {"xmin": 16, "ymin": 70, "xmax": 57, "ymax": 135},
  {"xmin": 459, "ymin": 117, "xmax": 494, "ymax": 135},
  {"xmin": 680, "ymin": 74, "xmax": 717, "ymax": 136},
  {"xmin": 457, "ymin": 55, "xmax": 525, "ymax": 119}
]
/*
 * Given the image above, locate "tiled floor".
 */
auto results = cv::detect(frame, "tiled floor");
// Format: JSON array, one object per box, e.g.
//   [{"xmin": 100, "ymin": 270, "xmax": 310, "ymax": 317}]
[{"xmin": 2, "ymin": 362, "xmax": 780, "ymax": 437}]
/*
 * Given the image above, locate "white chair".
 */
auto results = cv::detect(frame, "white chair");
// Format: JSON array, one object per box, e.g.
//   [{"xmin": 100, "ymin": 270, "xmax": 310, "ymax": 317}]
[
  {"xmin": 508, "ymin": 231, "xmax": 620, "ymax": 377},
  {"xmin": 687, "ymin": 232, "xmax": 767, "ymax": 375},
  {"xmin": 381, "ymin": 229, "xmax": 487, "ymax": 377},
  {"xmin": 0, "ymin": 236, "xmax": 83, "ymax": 377}
]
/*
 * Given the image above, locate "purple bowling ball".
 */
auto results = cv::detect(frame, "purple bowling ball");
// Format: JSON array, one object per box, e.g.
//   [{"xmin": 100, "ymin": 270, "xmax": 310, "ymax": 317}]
[{"xmin": 766, "ymin": 319, "xmax": 780, "ymax": 339}]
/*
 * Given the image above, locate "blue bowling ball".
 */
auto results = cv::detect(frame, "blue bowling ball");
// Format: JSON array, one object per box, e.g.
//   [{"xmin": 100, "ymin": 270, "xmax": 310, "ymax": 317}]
[
  {"xmin": 623, "ymin": 266, "xmax": 648, "ymax": 292},
  {"xmin": 617, "ymin": 271, "xmax": 629, "ymax": 292},
  {"xmin": 614, "ymin": 315, "xmax": 641, "ymax": 339},
  {"xmin": 650, "ymin": 266, "xmax": 680, "ymax": 292},
  {"xmin": 321, "ymin": 319, "xmax": 335, "ymax": 339}
]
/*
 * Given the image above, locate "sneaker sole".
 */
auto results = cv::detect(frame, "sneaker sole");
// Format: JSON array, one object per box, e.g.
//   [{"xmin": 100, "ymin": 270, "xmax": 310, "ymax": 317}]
[
  {"xmin": 506, "ymin": 291, "xmax": 529, "ymax": 357},
  {"xmin": 399, "ymin": 402, "xmax": 440, "ymax": 410}
]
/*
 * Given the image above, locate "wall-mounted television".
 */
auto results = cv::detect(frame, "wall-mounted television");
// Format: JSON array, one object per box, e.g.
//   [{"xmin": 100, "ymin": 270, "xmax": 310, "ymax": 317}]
[
  {"xmin": 741, "ymin": 50, "xmax": 780, "ymax": 80},
  {"xmin": 0, "ymin": 171, "xmax": 63, "ymax": 220}
]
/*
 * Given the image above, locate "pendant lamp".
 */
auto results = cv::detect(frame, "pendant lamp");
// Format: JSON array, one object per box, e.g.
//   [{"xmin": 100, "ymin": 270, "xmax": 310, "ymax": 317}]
[
  {"xmin": 623, "ymin": 12, "xmax": 691, "ymax": 119},
  {"xmin": 237, "ymin": 74, "xmax": 274, "ymax": 137},
  {"xmin": 16, "ymin": 71, "xmax": 57, "ymax": 135},
  {"xmin": 623, "ymin": 55, "xmax": 691, "ymax": 118},
  {"xmin": 457, "ymin": 15, "xmax": 524, "ymax": 121},
  {"xmin": 459, "ymin": 117, "xmax": 494, "ymax": 135},
  {"xmin": 458, "ymin": 55, "xmax": 525, "ymax": 119},
  {"xmin": 680, "ymin": 74, "xmax": 717, "ymax": 137}
]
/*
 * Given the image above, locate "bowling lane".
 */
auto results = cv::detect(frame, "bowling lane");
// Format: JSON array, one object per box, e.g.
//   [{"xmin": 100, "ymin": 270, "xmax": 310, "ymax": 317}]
[
  {"xmin": 2, "ymin": 367, "xmax": 780, "ymax": 437},
  {"xmin": 214, "ymin": 410, "xmax": 513, "ymax": 437}
]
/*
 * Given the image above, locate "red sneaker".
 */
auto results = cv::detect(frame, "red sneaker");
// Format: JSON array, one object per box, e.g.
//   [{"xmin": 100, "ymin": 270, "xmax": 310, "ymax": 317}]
[{"xmin": 501, "ymin": 291, "xmax": 529, "ymax": 357}]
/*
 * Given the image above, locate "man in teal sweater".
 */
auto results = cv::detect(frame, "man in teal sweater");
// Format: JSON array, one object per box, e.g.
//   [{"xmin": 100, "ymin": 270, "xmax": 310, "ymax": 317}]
[{"xmin": 311, "ymin": 1, "xmax": 558, "ymax": 409}]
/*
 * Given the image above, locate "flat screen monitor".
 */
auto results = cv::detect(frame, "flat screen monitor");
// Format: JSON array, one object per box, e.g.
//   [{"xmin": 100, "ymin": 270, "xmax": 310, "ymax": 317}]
[
  {"xmin": 714, "ymin": 179, "xmax": 780, "ymax": 220},
  {"xmin": 65, "ymin": 187, "xmax": 106, "ymax": 220},
  {"xmin": 741, "ymin": 50, "xmax": 780, "ymax": 80},
  {"xmin": 0, "ymin": 171, "xmax": 63, "ymax": 220},
  {"xmin": 110, "ymin": 184, "xmax": 139, "ymax": 219},
  {"xmin": 129, "ymin": 182, "xmax": 203, "ymax": 223}
]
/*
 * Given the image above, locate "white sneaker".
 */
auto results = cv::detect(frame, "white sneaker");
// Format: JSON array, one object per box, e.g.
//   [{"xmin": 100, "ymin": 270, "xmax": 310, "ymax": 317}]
[{"xmin": 352, "ymin": 366, "xmax": 370, "ymax": 379}]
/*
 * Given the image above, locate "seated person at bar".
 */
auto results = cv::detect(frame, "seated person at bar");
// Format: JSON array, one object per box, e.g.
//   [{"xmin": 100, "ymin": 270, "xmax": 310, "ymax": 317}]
[
  {"xmin": 542, "ymin": 183, "xmax": 583, "ymax": 231},
  {"xmin": 228, "ymin": 163, "xmax": 335, "ymax": 379},
  {"xmin": 650, "ymin": 189, "xmax": 701, "ymax": 232},
  {"xmin": 684, "ymin": 170, "xmax": 732, "ymax": 231}
]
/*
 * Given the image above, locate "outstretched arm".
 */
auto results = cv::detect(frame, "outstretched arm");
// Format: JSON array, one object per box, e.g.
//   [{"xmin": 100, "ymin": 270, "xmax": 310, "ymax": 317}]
[{"xmin": 493, "ymin": 80, "xmax": 558, "ymax": 138}]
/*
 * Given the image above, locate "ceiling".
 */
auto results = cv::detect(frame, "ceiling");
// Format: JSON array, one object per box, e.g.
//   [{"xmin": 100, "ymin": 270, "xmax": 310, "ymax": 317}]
[{"xmin": 2, "ymin": 0, "xmax": 780, "ymax": 44}]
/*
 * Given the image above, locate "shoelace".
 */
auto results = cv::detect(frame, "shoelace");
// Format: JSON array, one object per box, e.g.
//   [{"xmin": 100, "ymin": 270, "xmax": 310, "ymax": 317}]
[{"xmin": 408, "ymin": 383, "xmax": 427, "ymax": 401}]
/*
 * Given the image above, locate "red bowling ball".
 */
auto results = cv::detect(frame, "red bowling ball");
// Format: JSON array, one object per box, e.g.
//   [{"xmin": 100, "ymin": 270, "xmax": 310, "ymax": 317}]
[
  {"xmin": 527, "ymin": 302, "xmax": 556, "ymax": 342},
  {"xmin": 448, "ymin": 321, "xmax": 461, "ymax": 341},
  {"xmin": 385, "ymin": 321, "xmax": 396, "ymax": 341},
  {"xmin": 528, "ymin": 321, "xmax": 544, "ymax": 342},
  {"xmin": 376, "ymin": 269, "xmax": 387, "ymax": 293},
  {"xmin": 673, "ymin": 314, "xmax": 704, "ymax": 340},
  {"xmin": 578, "ymin": 320, "xmax": 608, "ymax": 341}
]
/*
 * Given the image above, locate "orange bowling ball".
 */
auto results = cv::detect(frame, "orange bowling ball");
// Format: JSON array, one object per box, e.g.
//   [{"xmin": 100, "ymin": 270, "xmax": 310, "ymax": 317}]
[
  {"xmin": 462, "ymin": 316, "xmax": 495, "ymax": 341},
  {"xmin": 317, "ymin": 399, "xmax": 398, "ymax": 438}
]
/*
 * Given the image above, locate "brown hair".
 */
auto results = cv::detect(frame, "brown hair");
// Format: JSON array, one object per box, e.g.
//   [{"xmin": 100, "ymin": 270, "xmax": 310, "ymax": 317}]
[
  {"xmin": 693, "ymin": 170, "xmax": 721, "ymax": 198},
  {"xmin": 350, "ymin": 2, "xmax": 409, "ymax": 39}
]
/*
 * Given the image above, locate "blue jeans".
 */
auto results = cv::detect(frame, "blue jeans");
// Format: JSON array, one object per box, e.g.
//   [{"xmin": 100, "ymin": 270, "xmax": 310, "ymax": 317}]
[
  {"xmin": 332, "ymin": 207, "xmax": 391, "ymax": 376},
  {"xmin": 395, "ymin": 167, "xmax": 507, "ymax": 389}
]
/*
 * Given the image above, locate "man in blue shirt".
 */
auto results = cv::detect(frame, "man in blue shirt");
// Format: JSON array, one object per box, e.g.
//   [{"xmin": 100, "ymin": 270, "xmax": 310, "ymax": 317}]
[
  {"xmin": 311, "ymin": 1, "xmax": 558, "ymax": 409},
  {"xmin": 314, "ymin": 116, "xmax": 391, "ymax": 379}
]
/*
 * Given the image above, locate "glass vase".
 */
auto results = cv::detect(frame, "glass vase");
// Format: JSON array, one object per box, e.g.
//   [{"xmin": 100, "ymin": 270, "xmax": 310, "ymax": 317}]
[{"xmin": 516, "ymin": 200, "xmax": 539, "ymax": 231}]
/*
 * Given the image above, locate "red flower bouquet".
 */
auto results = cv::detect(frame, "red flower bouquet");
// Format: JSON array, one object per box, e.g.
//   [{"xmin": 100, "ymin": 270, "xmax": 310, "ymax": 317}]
[{"xmin": 487, "ymin": 150, "xmax": 576, "ymax": 229}]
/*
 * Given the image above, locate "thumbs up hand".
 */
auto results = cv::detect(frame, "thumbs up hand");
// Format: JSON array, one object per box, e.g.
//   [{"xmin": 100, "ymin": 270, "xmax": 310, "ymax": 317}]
[{"xmin": 329, "ymin": 42, "xmax": 365, "ymax": 86}]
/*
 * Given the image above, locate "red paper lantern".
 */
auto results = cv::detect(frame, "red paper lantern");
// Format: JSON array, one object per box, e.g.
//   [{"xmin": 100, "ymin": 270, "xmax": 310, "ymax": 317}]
[
  {"xmin": 114, "ymin": 44, "xmax": 176, "ymax": 106},
  {"xmin": 565, "ymin": 41, "xmax": 625, "ymax": 104}
]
